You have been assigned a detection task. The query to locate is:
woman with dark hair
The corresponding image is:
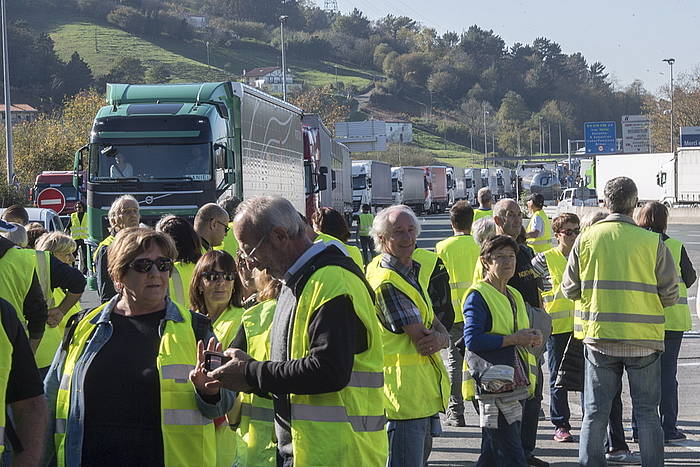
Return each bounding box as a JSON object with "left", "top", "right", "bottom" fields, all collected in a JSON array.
[
  {"left": 189, "top": 250, "right": 246, "bottom": 466},
  {"left": 463, "top": 235, "right": 542, "bottom": 467},
  {"left": 311, "top": 207, "right": 364, "bottom": 268},
  {"left": 635, "top": 201, "right": 696, "bottom": 443},
  {"left": 157, "top": 215, "right": 202, "bottom": 309}
]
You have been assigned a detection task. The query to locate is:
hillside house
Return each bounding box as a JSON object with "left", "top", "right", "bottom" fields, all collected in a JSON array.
[
  {"left": 242, "top": 67, "right": 302, "bottom": 94},
  {"left": 0, "top": 104, "right": 38, "bottom": 125}
]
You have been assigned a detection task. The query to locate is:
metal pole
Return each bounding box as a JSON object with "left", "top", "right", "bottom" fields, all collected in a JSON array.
[
  {"left": 280, "top": 16, "right": 288, "bottom": 101},
  {"left": 548, "top": 122, "right": 552, "bottom": 155},
  {"left": 206, "top": 41, "right": 211, "bottom": 73},
  {"left": 558, "top": 122, "right": 562, "bottom": 154},
  {"left": 483, "top": 105, "right": 488, "bottom": 167},
  {"left": 663, "top": 58, "right": 675, "bottom": 152},
  {"left": 429, "top": 90, "right": 433, "bottom": 120},
  {"left": 567, "top": 139, "right": 572, "bottom": 172},
  {"left": 2, "top": 0, "right": 14, "bottom": 185},
  {"left": 517, "top": 130, "right": 521, "bottom": 156},
  {"left": 538, "top": 117, "right": 543, "bottom": 154}
]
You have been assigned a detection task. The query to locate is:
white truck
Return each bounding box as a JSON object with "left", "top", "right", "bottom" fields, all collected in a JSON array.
[
  {"left": 331, "top": 140, "right": 353, "bottom": 221},
  {"left": 446, "top": 166, "right": 468, "bottom": 205},
  {"left": 481, "top": 168, "right": 499, "bottom": 198},
  {"left": 464, "top": 168, "right": 482, "bottom": 205},
  {"left": 392, "top": 166, "right": 426, "bottom": 213},
  {"left": 595, "top": 153, "right": 674, "bottom": 204},
  {"left": 352, "top": 160, "right": 392, "bottom": 212},
  {"left": 421, "top": 166, "right": 449, "bottom": 213},
  {"left": 657, "top": 147, "right": 700, "bottom": 206},
  {"left": 495, "top": 168, "right": 515, "bottom": 199}
]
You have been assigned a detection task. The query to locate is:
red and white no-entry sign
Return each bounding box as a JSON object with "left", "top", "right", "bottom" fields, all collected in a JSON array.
[{"left": 36, "top": 187, "right": 66, "bottom": 214}]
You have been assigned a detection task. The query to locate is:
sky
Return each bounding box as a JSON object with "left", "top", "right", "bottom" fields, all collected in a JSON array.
[{"left": 316, "top": 0, "right": 698, "bottom": 94}]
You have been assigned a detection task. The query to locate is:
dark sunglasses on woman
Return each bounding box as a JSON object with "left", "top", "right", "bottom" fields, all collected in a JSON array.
[
  {"left": 129, "top": 257, "right": 174, "bottom": 273},
  {"left": 202, "top": 271, "right": 236, "bottom": 282}
]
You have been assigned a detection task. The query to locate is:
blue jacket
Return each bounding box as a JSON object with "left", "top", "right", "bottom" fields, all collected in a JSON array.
[{"left": 43, "top": 296, "right": 236, "bottom": 465}]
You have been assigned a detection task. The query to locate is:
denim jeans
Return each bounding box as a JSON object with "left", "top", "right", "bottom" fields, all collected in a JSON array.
[
  {"left": 446, "top": 322, "right": 465, "bottom": 416},
  {"left": 604, "top": 388, "right": 630, "bottom": 453},
  {"left": 579, "top": 346, "right": 663, "bottom": 467},
  {"left": 521, "top": 363, "right": 543, "bottom": 457},
  {"left": 387, "top": 417, "right": 433, "bottom": 467},
  {"left": 477, "top": 412, "right": 528, "bottom": 467},
  {"left": 547, "top": 332, "right": 571, "bottom": 430},
  {"left": 660, "top": 330, "right": 683, "bottom": 436},
  {"left": 359, "top": 236, "right": 373, "bottom": 265}
]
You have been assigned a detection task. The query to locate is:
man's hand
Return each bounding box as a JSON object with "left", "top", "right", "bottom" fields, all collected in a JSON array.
[
  {"left": 206, "top": 348, "right": 255, "bottom": 392},
  {"left": 46, "top": 308, "right": 64, "bottom": 328},
  {"left": 511, "top": 328, "right": 542, "bottom": 348},
  {"left": 190, "top": 338, "right": 222, "bottom": 397},
  {"left": 415, "top": 328, "right": 448, "bottom": 356}
]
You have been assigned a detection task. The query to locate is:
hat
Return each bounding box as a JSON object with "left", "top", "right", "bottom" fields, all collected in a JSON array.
[{"left": 0, "top": 219, "right": 17, "bottom": 233}]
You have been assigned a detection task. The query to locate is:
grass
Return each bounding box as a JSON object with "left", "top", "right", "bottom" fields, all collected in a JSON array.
[
  {"left": 411, "top": 128, "right": 483, "bottom": 167},
  {"left": 29, "top": 8, "right": 375, "bottom": 88}
]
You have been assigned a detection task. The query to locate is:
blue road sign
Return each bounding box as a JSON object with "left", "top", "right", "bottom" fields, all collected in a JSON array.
[
  {"left": 584, "top": 121, "right": 617, "bottom": 154},
  {"left": 680, "top": 126, "right": 700, "bottom": 147}
]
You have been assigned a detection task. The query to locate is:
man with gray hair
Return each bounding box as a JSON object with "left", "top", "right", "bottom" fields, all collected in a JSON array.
[
  {"left": 365, "top": 205, "right": 451, "bottom": 466},
  {"left": 193, "top": 203, "right": 230, "bottom": 252},
  {"left": 473, "top": 187, "right": 493, "bottom": 223},
  {"left": 562, "top": 176, "right": 678, "bottom": 467},
  {"left": 208, "top": 196, "right": 388, "bottom": 466}
]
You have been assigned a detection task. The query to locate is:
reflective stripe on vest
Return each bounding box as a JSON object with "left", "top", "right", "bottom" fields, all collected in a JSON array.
[
  {"left": 461, "top": 282, "right": 537, "bottom": 399},
  {"left": 70, "top": 213, "right": 88, "bottom": 240},
  {"left": 54, "top": 302, "right": 216, "bottom": 466},
  {"left": 663, "top": 237, "right": 691, "bottom": 332},
  {"left": 541, "top": 248, "right": 574, "bottom": 334},
  {"left": 237, "top": 300, "right": 277, "bottom": 467},
  {"left": 358, "top": 213, "right": 373, "bottom": 236},
  {"left": 365, "top": 249, "right": 450, "bottom": 421},
  {"left": 436, "top": 235, "right": 480, "bottom": 323},
  {"left": 288, "top": 265, "right": 387, "bottom": 465},
  {"left": 527, "top": 210, "right": 553, "bottom": 253},
  {"left": 577, "top": 221, "right": 664, "bottom": 345}
]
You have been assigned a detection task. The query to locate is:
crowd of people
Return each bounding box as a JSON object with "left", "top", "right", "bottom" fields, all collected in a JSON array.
[{"left": 0, "top": 175, "right": 695, "bottom": 467}]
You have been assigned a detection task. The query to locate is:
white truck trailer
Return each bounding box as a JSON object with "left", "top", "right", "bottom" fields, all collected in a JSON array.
[
  {"left": 392, "top": 166, "right": 426, "bottom": 213},
  {"left": 352, "top": 160, "right": 392, "bottom": 212}
]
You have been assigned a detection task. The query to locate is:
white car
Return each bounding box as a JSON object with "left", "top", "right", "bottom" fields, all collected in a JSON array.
[{"left": 0, "top": 207, "right": 65, "bottom": 231}]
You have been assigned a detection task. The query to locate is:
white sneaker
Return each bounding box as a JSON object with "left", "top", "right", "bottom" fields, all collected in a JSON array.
[{"left": 605, "top": 451, "right": 641, "bottom": 465}]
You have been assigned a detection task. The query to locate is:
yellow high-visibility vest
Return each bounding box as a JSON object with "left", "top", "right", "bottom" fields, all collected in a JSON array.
[
  {"left": 365, "top": 248, "right": 450, "bottom": 420},
  {"left": 473, "top": 209, "right": 493, "bottom": 223},
  {"left": 527, "top": 210, "right": 552, "bottom": 253},
  {"left": 541, "top": 248, "right": 575, "bottom": 335},
  {"left": 436, "top": 234, "right": 480, "bottom": 323},
  {"left": 0, "top": 248, "right": 36, "bottom": 327},
  {"left": 214, "top": 222, "right": 239, "bottom": 258},
  {"left": 358, "top": 213, "right": 374, "bottom": 236},
  {"left": 663, "top": 237, "right": 691, "bottom": 332},
  {"left": 314, "top": 231, "right": 364, "bottom": 269},
  {"left": 69, "top": 212, "right": 88, "bottom": 240},
  {"left": 0, "top": 306, "right": 10, "bottom": 454},
  {"left": 169, "top": 261, "right": 196, "bottom": 310}
]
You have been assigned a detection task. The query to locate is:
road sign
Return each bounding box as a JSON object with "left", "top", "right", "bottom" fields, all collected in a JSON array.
[
  {"left": 680, "top": 126, "right": 700, "bottom": 147},
  {"left": 36, "top": 187, "right": 66, "bottom": 214},
  {"left": 584, "top": 121, "right": 617, "bottom": 154},
  {"left": 622, "top": 115, "right": 650, "bottom": 153}
]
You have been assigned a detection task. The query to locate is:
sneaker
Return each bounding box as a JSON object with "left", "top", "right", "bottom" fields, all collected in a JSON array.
[
  {"left": 605, "top": 450, "right": 641, "bottom": 465},
  {"left": 443, "top": 413, "right": 465, "bottom": 427},
  {"left": 526, "top": 456, "right": 550, "bottom": 467},
  {"left": 553, "top": 427, "right": 574, "bottom": 442},
  {"left": 665, "top": 429, "right": 687, "bottom": 444}
]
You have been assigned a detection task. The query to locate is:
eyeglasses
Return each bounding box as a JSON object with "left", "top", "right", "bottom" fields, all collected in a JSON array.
[
  {"left": 557, "top": 229, "right": 580, "bottom": 237},
  {"left": 129, "top": 256, "right": 174, "bottom": 273},
  {"left": 118, "top": 207, "right": 139, "bottom": 214},
  {"left": 213, "top": 219, "right": 230, "bottom": 233},
  {"left": 237, "top": 233, "right": 268, "bottom": 266},
  {"left": 202, "top": 271, "right": 236, "bottom": 282}
]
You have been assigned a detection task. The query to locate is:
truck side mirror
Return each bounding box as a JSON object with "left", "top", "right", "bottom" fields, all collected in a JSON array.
[
  {"left": 317, "top": 167, "right": 328, "bottom": 192},
  {"left": 73, "top": 145, "right": 88, "bottom": 191}
]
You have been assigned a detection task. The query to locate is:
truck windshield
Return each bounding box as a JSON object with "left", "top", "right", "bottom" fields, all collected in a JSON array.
[
  {"left": 89, "top": 143, "right": 212, "bottom": 182},
  {"left": 352, "top": 174, "right": 366, "bottom": 190}
]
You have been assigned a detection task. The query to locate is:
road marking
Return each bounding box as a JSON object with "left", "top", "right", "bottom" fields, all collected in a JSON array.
[
  {"left": 677, "top": 362, "right": 700, "bottom": 367},
  {"left": 685, "top": 242, "right": 700, "bottom": 245},
  {"left": 687, "top": 233, "right": 700, "bottom": 237}
]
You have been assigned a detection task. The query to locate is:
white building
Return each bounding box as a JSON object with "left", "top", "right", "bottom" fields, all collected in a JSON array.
[
  {"left": 386, "top": 120, "right": 413, "bottom": 144},
  {"left": 335, "top": 120, "right": 387, "bottom": 153},
  {"left": 0, "top": 104, "right": 38, "bottom": 125},
  {"left": 186, "top": 16, "right": 207, "bottom": 29},
  {"left": 242, "top": 67, "right": 302, "bottom": 94}
]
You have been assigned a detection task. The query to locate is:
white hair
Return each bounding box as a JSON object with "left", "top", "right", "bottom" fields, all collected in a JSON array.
[
  {"left": 235, "top": 196, "right": 306, "bottom": 239},
  {"left": 370, "top": 205, "right": 421, "bottom": 254},
  {"left": 472, "top": 217, "right": 496, "bottom": 246},
  {"left": 0, "top": 222, "right": 27, "bottom": 248},
  {"left": 580, "top": 210, "right": 608, "bottom": 230},
  {"left": 108, "top": 195, "right": 139, "bottom": 224}
]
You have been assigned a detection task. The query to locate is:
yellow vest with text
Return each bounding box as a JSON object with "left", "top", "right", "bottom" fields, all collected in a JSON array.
[
  {"left": 288, "top": 264, "right": 387, "bottom": 466},
  {"left": 0, "top": 248, "right": 37, "bottom": 328},
  {"left": 169, "top": 261, "right": 196, "bottom": 310},
  {"left": 462, "top": 282, "right": 537, "bottom": 400},
  {"left": 54, "top": 302, "right": 216, "bottom": 467},
  {"left": 0, "top": 302, "right": 12, "bottom": 454},
  {"left": 541, "top": 248, "right": 575, "bottom": 335},
  {"left": 527, "top": 210, "right": 552, "bottom": 253},
  {"left": 436, "top": 235, "right": 480, "bottom": 324},
  {"left": 238, "top": 299, "right": 277, "bottom": 467},
  {"left": 314, "top": 232, "right": 364, "bottom": 269},
  {"left": 358, "top": 213, "right": 374, "bottom": 236},
  {"left": 69, "top": 212, "right": 88, "bottom": 240},
  {"left": 664, "top": 237, "right": 691, "bottom": 332},
  {"left": 473, "top": 209, "right": 493, "bottom": 223},
  {"left": 365, "top": 248, "right": 450, "bottom": 420},
  {"left": 214, "top": 222, "right": 239, "bottom": 258},
  {"left": 575, "top": 221, "right": 665, "bottom": 345}
]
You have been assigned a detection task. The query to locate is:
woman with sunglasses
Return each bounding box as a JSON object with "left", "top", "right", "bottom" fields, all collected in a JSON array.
[
  {"left": 311, "top": 207, "right": 364, "bottom": 269},
  {"left": 530, "top": 213, "right": 580, "bottom": 444},
  {"left": 44, "top": 228, "right": 234, "bottom": 467},
  {"left": 156, "top": 215, "right": 202, "bottom": 309},
  {"left": 189, "top": 250, "right": 246, "bottom": 467}
]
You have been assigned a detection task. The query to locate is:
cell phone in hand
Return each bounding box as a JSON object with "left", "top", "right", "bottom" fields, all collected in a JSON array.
[{"left": 204, "top": 351, "right": 231, "bottom": 372}]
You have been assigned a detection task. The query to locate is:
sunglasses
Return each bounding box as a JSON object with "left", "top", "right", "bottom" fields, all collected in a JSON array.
[
  {"left": 129, "top": 257, "right": 174, "bottom": 273},
  {"left": 202, "top": 271, "right": 236, "bottom": 282},
  {"left": 557, "top": 229, "right": 580, "bottom": 236}
]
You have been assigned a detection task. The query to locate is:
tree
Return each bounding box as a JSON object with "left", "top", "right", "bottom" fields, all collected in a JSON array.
[
  {"left": 497, "top": 91, "right": 529, "bottom": 124},
  {"left": 146, "top": 63, "right": 171, "bottom": 83},
  {"left": 289, "top": 85, "right": 349, "bottom": 130},
  {"left": 60, "top": 52, "right": 94, "bottom": 98},
  {"left": 102, "top": 57, "right": 146, "bottom": 84},
  {"left": 332, "top": 8, "right": 371, "bottom": 38}
]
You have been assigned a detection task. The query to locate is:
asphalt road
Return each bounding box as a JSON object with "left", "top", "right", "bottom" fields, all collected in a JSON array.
[{"left": 415, "top": 213, "right": 700, "bottom": 466}]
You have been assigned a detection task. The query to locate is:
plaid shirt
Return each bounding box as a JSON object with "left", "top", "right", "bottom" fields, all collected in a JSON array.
[{"left": 375, "top": 254, "right": 424, "bottom": 333}]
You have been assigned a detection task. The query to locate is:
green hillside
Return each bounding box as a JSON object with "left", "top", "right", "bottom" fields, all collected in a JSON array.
[
  {"left": 412, "top": 128, "right": 483, "bottom": 168},
  {"left": 32, "top": 10, "right": 375, "bottom": 88}
]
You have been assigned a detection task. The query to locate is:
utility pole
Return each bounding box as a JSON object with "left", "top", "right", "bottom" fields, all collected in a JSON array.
[
  {"left": 548, "top": 122, "right": 552, "bottom": 155},
  {"left": 538, "top": 116, "right": 543, "bottom": 155},
  {"left": 663, "top": 58, "right": 675, "bottom": 152},
  {"left": 558, "top": 122, "right": 562, "bottom": 154},
  {"left": 206, "top": 41, "right": 211, "bottom": 77},
  {"left": 2, "top": 0, "right": 13, "bottom": 185},
  {"left": 94, "top": 27, "right": 98, "bottom": 53},
  {"left": 280, "top": 16, "right": 289, "bottom": 101},
  {"left": 517, "top": 130, "right": 521, "bottom": 156},
  {"left": 483, "top": 104, "right": 489, "bottom": 168}
]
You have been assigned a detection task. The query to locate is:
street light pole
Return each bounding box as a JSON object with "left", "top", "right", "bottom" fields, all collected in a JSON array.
[
  {"left": 538, "top": 116, "right": 543, "bottom": 155},
  {"left": 663, "top": 58, "right": 675, "bottom": 152},
  {"left": 280, "top": 15, "right": 289, "bottom": 101},
  {"left": 483, "top": 105, "right": 489, "bottom": 167},
  {"left": 1, "top": 0, "right": 13, "bottom": 185}
]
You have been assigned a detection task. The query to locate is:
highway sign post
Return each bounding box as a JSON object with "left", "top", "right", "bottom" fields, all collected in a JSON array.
[
  {"left": 584, "top": 121, "right": 617, "bottom": 155},
  {"left": 622, "top": 115, "right": 650, "bottom": 153},
  {"left": 36, "top": 187, "right": 66, "bottom": 213}
]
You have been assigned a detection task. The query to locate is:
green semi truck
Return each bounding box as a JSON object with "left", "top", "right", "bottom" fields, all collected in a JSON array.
[{"left": 74, "top": 82, "right": 306, "bottom": 283}]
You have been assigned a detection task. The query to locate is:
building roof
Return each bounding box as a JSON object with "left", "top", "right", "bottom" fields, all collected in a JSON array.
[
  {"left": 0, "top": 104, "right": 38, "bottom": 112},
  {"left": 243, "top": 67, "right": 281, "bottom": 78}
]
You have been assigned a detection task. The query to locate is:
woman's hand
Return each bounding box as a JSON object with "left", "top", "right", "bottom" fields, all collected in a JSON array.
[
  {"left": 511, "top": 328, "right": 542, "bottom": 347},
  {"left": 190, "top": 338, "right": 222, "bottom": 397}
]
